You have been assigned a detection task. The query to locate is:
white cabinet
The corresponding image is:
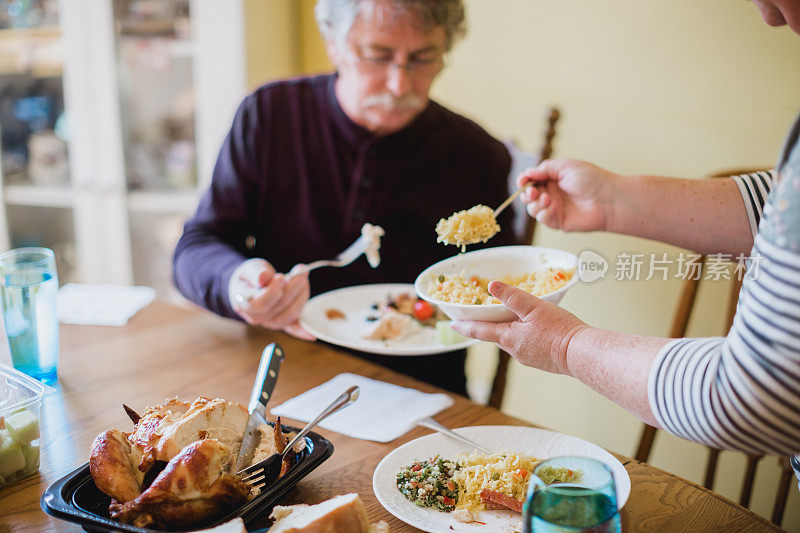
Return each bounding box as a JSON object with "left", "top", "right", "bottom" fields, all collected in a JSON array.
[{"left": 0, "top": 0, "right": 247, "bottom": 300}]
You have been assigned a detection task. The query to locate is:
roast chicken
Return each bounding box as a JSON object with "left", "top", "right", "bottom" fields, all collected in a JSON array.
[
  {"left": 109, "top": 439, "right": 251, "bottom": 529},
  {"left": 89, "top": 396, "right": 301, "bottom": 530}
]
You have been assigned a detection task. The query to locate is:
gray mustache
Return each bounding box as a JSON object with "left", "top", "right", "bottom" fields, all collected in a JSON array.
[{"left": 362, "top": 93, "right": 424, "bottom": 110}]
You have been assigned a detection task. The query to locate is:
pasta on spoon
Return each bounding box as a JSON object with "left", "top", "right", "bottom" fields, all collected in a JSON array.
[{"left": 435, "top": 185, "right": 530, "bottom": 251}]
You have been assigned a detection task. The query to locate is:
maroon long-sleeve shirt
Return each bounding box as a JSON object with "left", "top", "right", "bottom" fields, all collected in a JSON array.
[{"left": 173, "top": 73, "right": 515, "bottom": 393}]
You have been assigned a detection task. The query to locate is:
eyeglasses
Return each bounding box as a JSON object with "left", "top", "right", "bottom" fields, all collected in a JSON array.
[{"left": 344, "top": 50, "right": 446, "bottom": 78}]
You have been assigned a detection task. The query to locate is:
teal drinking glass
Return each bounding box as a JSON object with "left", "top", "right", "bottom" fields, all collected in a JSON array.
[
  {"left": 0, "top": 248, "right": 59, "bottom": 384},
  {"left": 523, "top": 456, "right": 620, "bottom": 533}
]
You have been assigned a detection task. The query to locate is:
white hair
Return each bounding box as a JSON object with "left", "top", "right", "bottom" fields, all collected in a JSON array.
[{"left": 315, "top": 0, "right": 466, "bottom": 51}]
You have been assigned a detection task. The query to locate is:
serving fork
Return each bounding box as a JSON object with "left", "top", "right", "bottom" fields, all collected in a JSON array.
[{"left": 239, "top": 385, "right": 360, "bottom": 492}]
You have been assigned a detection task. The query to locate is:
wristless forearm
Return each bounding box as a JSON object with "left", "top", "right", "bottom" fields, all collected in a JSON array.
[
  {"left": 565, "top": 326, "right": 670, "bottom": 426},
  {"left": 606, "top": 174, "right": 753, "bottom": 255}
]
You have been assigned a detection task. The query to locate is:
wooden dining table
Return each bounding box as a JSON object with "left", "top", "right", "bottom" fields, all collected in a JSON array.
[{"left": 0, "top": 300, "right": 782, "bottom": 532}]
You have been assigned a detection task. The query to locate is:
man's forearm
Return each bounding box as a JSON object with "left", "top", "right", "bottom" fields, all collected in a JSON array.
[
  {"left": 565, "top": 327, "right": 671, "bottom": 426},
  {"left": 607, "top": 175, "right": 753, "bottom": 255}
]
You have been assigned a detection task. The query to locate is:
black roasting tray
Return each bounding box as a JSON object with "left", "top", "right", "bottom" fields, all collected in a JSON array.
[{"left": 41, "top": 425, "right": 334, "bottom": 532}]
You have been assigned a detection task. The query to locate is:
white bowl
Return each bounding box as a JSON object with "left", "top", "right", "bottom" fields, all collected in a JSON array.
[{"left": 414, "top": 246, "right": 579, "bottom": 322}]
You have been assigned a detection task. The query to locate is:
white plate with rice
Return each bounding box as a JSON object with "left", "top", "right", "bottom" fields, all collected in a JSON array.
[
  {"left": 373, "top": 425, "right": 630, "bottom": 533},
  {"left": 299, "top": 284, "right": 480, "bottom": 356}
]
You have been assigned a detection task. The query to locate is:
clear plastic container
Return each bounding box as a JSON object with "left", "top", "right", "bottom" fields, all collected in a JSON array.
[{"left": 0, "top": 363, "right": 51, "bottom": 488}]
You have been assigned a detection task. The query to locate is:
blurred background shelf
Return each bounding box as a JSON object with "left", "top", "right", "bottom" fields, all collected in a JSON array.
[
  {"left": 126, "top": 189, "right": 200, "bottom": 213},
  {"left": 3, "top": 183, "right": 73, "bottom": 207},
  {"left": 0, "top": 0, "right": 246, "bottom": 301}
]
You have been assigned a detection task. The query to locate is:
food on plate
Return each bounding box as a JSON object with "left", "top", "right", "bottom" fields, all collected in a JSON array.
[
  {"left": 89, "top": 396, "right": 304, "bottom": 530},
  {"left": 453, "top": 452, "right": 540, "bottom": 515},
  {"left": 360, "top": 292, "right": 445, "bottom": 342},
  {"left": 435, "top": 205, "right": 500, "bottom": 251},
  {"left": 361, "top": 223, "right": 385, "bottom": 268},
  {"left": 361, "top": 310, "right": 423, "bottom": 342},
  {"left": 396, "top": 452, "right": 583, "bottom": 523},
  {"left": 325, "top": 308, "right": 346, "bottom": 320},
  {"left": 426, "top": 269, "right": 575, "bottom": 305},
  {"left": 269, "top": 493, "right": 389, "bottom": 532},
  {"left": 536, "top": 464, "right": 582, "bottom": 485},
  {"left": 396, "top": 456, "right": 460, "bottom": 512},
  {"left": 0, "top": 409, "right": 40, "bottom": 482}
]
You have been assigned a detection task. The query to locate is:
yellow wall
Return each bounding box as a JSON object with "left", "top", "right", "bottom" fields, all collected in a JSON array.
[
  {"left": 244, "top": 0, "right": 301, "bottom": 89},
  {"left": 248, "top": 0, "right": 800, "bottom": 528}
]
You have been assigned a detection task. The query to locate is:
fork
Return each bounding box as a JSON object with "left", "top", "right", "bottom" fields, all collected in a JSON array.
[
  {"left": 234, "top": 235, "right": 372, "bottom": 303},
  {"left": 239, "top": 385, "right": 360, "bottom": 492},
  {"left": 303, "top": 233, "right": 372, "bottom": 271},
  {"left": 418, "top": 417, "right": 493, "bottom": 454}
]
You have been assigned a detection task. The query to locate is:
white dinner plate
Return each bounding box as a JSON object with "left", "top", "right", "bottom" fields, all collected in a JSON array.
[
  {"left": 300, "top": 284, "right": 479, "bottom": 356},
  {"left": 372, "top": 425, "right": 631, "bottom": 533}
]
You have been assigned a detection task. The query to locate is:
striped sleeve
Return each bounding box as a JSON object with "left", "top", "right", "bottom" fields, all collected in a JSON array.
[
  {"left": 731, "top": 170, "right": 775, "bottom": 238},
  {"left": 648, "top": 234, "right": 800, "bottom": 456}
]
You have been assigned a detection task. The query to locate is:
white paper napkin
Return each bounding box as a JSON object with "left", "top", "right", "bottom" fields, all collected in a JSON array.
[
  {"left": 57, "top": 283, "right": 156, "bottom": 326},
  {"left": 270, "top": 373, "right": 454, "bottom": 443}
]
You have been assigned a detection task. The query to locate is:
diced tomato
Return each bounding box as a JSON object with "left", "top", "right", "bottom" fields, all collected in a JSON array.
[
  {"left": 443, "top": 496, "right": 455, "bottom": 505},
  {"left": 411, "top": 464, "right": 422, "bottom": 471},
  {"left": 554, "top": 272, "right": 566, "bottom": 281},
  {"left": 413, "top": 300, "right": 435, "bottom": 321},
  {"left": 447, "top": 481, "right": 456, "bottom": 491}
]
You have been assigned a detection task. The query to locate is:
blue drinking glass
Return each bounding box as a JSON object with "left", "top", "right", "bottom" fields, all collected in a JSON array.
[
  {"left": 0, "top": 248, "right": 59, "bottom": 384},
  {"left": 523, "top": 456, "right": 620, "bottom": 533}
]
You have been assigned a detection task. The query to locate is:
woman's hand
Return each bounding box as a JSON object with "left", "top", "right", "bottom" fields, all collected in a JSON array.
[
  {"left": 229, "top": 259, "right": 316, "bottom": 340},
  {"left": 518, "top": 159, "right": 619, "bottom": 232},
  {"left": 451, "top": 281, "right": 589, "bottom": 375}
]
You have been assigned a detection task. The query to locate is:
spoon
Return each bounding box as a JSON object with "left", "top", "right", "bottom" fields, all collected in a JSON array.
[{"left": 494, "top": 182, "right": 533, "bottom": 217}]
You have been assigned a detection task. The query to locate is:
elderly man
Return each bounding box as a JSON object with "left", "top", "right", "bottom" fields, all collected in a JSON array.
[{"left": 172, "top": 0, "right": 516, "bottom": 394}]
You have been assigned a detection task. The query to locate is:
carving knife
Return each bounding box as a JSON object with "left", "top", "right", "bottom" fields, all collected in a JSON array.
[{"left": 234, "top": 342, "right": 285, "bottom": 473}]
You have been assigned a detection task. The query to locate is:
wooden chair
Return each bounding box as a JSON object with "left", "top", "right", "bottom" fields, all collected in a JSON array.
[
  {"left": 633, "top": 168, "right": 795, "bottom": 527},
  {"left": 487, "top": 107, "right": 560, "bottom": 409}
]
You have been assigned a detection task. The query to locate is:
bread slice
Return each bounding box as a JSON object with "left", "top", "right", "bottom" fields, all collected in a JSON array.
[{"left": 268, "top": 493, "right": 389, "bottom": 533}]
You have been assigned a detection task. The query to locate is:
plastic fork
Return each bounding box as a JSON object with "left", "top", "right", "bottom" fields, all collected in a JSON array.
[{"left": 239, "top": 386, "right": 360, "bottom": 491}]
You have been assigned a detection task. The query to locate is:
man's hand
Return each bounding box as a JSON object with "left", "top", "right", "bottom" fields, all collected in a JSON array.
[
  {"left": 229, "top": 259, "right": 316, "bottom": 340},
  {"left": 518, "top": 159, "right": 618, "bottom": 232},
  {"left": 451, "top": 281, "right": 589, "bottom": 375}
]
